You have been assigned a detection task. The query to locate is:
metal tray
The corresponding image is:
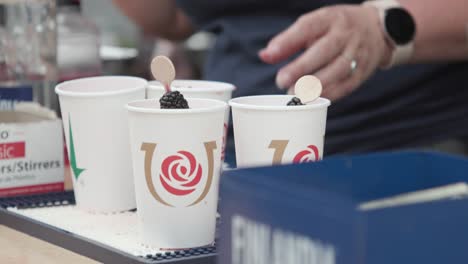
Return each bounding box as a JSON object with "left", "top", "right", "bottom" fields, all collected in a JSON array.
[{"left": 0, "top": 191, "right": 216, "bottom": 264}]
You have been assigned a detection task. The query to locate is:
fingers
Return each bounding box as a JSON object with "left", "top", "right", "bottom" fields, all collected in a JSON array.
[
  {"left": 322, "top": 47, "right": 370, "bottom": 101},
  {"left": 322, "top": 77, "right": 359, "bottom": 101},
  {"left": 275, "top": 29, "right": 347, "bottom": 89},
  {"left": 260, "top": 5, "right": 383, "bottom": 101},
  {"left": 259, "top": 9, "right": 333, "bottom": 64},
  {"left": 315, "top": 35, "right": 360, "bottom": 90}
]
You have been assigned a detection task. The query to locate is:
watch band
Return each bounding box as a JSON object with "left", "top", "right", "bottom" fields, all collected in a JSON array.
[{"left": 364, "top": 0, "right": 414, "bottom": 68}]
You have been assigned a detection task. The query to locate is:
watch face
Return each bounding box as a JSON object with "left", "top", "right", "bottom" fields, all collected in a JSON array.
[{"left": 385, "top": 8, "right": 416, "bottom": 45}]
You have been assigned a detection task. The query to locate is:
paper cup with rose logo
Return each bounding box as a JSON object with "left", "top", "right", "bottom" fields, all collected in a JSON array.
[
  {"left": 126, "top": 98, "right": 227, "bottom": 249},
  {"left": 147, "top": 80, "right": 235, "bottom": 160},
  {"left": 229, "top": 95, "right": 331, "bottom": 168},
  {"left": 56, "top": 76, "right": 146, "bottom": 213}
]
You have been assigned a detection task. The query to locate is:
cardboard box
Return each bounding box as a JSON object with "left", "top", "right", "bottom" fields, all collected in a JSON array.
[
  {"left": 220, "top": 152, "right": 468, "bottom": 264},
  {"left": 0, "top": 103, "right": 64, "bottom": 197}
]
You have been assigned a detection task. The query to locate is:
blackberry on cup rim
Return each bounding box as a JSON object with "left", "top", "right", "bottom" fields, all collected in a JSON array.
[
  {"left": 159, "top": 91, "right": 189, "bottom": 109},
  {"left": 287, "top": 97, "right": 304, "bottom": 106}
]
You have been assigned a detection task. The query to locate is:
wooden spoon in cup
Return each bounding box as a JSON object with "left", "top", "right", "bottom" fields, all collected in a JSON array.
[
  {"left": 150, "top": 56, "right": 176, "bottom": 93},
  {"left": 294, "top": 75, "right": 322, "bottom": 104}
]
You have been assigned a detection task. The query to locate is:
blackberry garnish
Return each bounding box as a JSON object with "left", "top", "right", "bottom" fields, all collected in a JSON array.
[
  {"left": 287, "top": 97, "right": 304, "bottom": 106},
  {"left": 159, "top": 91, "right": 189, "bottom": 109}
]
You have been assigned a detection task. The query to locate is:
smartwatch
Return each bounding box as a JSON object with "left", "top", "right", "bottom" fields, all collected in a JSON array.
[{"left": 365, "top": 0, "right": 416, "bottom": 68}]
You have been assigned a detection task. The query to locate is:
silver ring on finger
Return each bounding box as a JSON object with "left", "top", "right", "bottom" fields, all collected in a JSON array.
[
  {"left": 350, "top": 59, "right": 357, "bottom": 75},
  {"left": 343, "top": 54, "right": 358, "bottom": 75}
]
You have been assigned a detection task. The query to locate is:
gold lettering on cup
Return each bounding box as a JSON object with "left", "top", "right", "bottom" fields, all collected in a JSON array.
[
  {"left": 189, "top": 141, "right": 217, "bottom": 207},
  {"left": 268, "top": 140, "right": 289, "bottom": 165},
  {"left": 141, "top": 143, "right": 173, "bottom": 207}
]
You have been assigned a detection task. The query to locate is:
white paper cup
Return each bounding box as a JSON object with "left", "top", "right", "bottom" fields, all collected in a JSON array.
[
  {"left": 229, "top": 95, "right": 331, "bottom": 168},
  {"left": 127, "top": 98, "right": 227, "bottom": 249},
  {"left": 55, "top": 76, "right": 147, "bottom": 213},
  {"left": 147, "top": 80, "right": 235, "bottom": 160}
]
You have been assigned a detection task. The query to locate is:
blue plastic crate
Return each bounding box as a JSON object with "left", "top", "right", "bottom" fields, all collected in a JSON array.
[{"left": 219, "top": 151, "right": 468, "bottom": 264}]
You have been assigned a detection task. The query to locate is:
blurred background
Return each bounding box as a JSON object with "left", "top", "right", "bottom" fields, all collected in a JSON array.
[{"left": 0, "top": 0, "right": 211, "bottom": 113}]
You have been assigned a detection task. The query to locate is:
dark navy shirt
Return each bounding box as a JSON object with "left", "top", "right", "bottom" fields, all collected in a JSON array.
[{"left": 177, "top": 0, "right": 468, "bottom": 155}]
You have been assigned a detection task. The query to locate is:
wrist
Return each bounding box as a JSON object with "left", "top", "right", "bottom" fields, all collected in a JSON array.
[
  {"left": 379, "top": 36, "right": 395, "bottom": 68},
  {"left": 364, "top": 0, "right": 416, "bottom": 69},
  {"left": 363, "top": 4, "right": 394, "bottom": 68}
]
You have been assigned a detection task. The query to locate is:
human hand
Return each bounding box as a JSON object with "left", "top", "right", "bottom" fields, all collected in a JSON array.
[{"left": 259, "top": 5, "right": 392, "bottom": 101}]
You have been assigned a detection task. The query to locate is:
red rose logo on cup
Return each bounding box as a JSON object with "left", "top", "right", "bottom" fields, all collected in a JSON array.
[
  {"left": 159, "top": 151, "right": 203, "bottom": 196},
  {"left": 293, "top": 145, "right": 320, "bottom": 163}
]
